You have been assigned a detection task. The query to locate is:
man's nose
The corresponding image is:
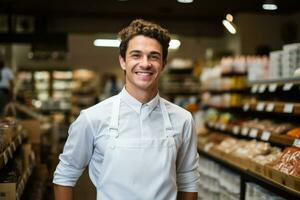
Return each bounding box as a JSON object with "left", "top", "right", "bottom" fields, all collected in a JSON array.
[{"left": 140, "top": 56, "right": 151, "bottom": 67}]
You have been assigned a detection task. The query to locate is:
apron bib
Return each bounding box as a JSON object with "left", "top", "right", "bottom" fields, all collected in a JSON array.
[{"left": 97, "top": 96, "right": 177, "bottom": 200}]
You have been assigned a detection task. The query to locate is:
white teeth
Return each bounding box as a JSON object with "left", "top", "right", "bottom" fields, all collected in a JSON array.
[{"left": 136, "top": 72, "right": 152, "bottom": 75}]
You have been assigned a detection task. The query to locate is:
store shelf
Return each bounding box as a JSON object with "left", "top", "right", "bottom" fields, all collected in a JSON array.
[
  {"left": 16, "top": 161, "right": 35, "bottom": 200},
  {"left": 205, "top": 121, "right": 297, "bottom": 147},
  {"left": 203, "top": 103, "right": 243, "bottom": 110},
  {"left": 198, "top": 149, "right": 300, "bottom": 199},
  {"left": 249, "top": 77, "right": 300, "bottom": 94},
  {"left": 243, "top": 101, "right": 300, "bottom": 115},
  {"left": 201, "top": 88, "right": 249, "bottom": 94},
  {"left": 0, "top": 133, "right": 25, "bottom": 170}
]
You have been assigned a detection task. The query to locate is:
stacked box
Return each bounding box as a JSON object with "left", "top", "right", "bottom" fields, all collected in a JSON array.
[
  {"left": 282, "top": 43, "right": 300, "bottom": 78},
  {"left": 269, "top": 50, "right": 283, "bottom": 79}
]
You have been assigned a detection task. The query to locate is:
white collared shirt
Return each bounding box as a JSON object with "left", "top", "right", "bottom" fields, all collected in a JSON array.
[{"left": 53, "top": 88, "right": 199, "bottom": 192}]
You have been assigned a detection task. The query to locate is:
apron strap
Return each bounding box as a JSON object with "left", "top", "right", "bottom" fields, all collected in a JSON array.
[
  {"left": 109, "top": 96, "right": 120, "bottom": 138},
  {"left": 159, "top": 98, "right": 174, "bottom": 137}
]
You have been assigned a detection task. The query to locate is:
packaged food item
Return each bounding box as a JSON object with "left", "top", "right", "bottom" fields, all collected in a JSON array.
[
  {"left": 287, "top": 127, "right": 300, "bottom": 138},
  {"left": 271, "top": 147, "right": 300, "bottom": 177}
]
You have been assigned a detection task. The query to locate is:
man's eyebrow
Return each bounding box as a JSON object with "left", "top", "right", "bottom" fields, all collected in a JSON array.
[{"left": 128, "top": 50, "right": 142, "bottom": 54}]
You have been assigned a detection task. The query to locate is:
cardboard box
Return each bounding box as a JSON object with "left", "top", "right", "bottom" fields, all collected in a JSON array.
[
  {"left": 0, "top": 183, "right": 17, "bottom": 200},
  {"left": 248, "top": 160, "right": 267, "bottom": 176},
  {"left": 265, "top": 165, "right": 286, "bottom": 185},
  {"left": 284, "top": 173, "right": 300, "bottom": 192},
  {"left": 19, "top": 120, "right": 41, "bottom": 144}
]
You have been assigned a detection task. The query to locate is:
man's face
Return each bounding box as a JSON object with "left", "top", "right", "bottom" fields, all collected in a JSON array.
[{"left": 119, "top": 35, "right": 165, "bottom": 94}]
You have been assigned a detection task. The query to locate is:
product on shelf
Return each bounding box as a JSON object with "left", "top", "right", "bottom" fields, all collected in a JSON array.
[
  {"left": 246, "top": 182, "right": 287, "bottom": 200},
  {"left": 271, "top": 146, "right": 300, "bottom": 177},
  {"left": 198, "top": 155, "right": 240, "bottom": 200},
  {"left": 287, "top": 127, "right": 300, "bottom": 139}
]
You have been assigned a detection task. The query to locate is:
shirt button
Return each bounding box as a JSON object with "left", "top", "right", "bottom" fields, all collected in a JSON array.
[{"left": 110, "top": 145, "right": 115, "bottom": 149}]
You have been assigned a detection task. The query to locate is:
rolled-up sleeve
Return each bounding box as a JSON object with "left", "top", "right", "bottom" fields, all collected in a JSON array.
[
  {"left": 53, "top": 111, "right": 95, "bottom": 187},
  {"left": 176, "top": 114, "right": 200, "bottom": 192}
]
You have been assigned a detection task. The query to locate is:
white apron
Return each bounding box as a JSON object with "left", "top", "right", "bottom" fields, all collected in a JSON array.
[{"left": 97, "top": 96, "right": 178, "bottom": 200}]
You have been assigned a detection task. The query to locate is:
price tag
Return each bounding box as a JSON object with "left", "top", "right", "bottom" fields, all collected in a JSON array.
[
  {"left": 204, "top": 143, "right": 214, "bottom": 152},
  {"left": 220, "top": 124, "right": 227, "bottom": 131},
  {"left": 268, "top": 83, "right": 277, "bottom": 92},
  {"left": 293, "top": 139, "right": 300, "bottom": 148},
  {"left": 258, "top": 84, "right": 267, "bottom": 93},
  {"left": 3, "top": 151, "right": 8, "bottom": 165},
  {"left": 283, "top": 83, "right": 293, "bottom": 91},
  {"left": 241, "top": 127, "right": 249, "bottom": 136},
  {"left": 261, "top": 131, "right": 271, "bottom": 141},
  {"left": 256, "top": 102, "right": 265, "bottom": 111},
  {"left": 243, "top": 103, "right": 250, "bottom": 111},
  {"left": 283, "top": 103, "right": 294, "bottom": 113},
  {"left": 233, "top": 126, "right": 240, "bottom": 135},
  {"left": 251, "top": 84, "right": 259, "bottom": 93},
  {"left": 266, "top": 103, "right": 275, "bottom": 112},
  {"left": 249, "top": 129, "right": 258, "bottom": 138}
]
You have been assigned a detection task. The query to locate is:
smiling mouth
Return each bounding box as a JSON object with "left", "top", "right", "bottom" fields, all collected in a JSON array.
[{"left": 135, "top": 71, "right": 153, "bottom": 76}]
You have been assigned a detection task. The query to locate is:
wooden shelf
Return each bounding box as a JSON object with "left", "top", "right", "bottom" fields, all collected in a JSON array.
[
  {"left": 243, "top": 101, "right": 300, "bottom": 115},
  {"left": 0, "top": 134, "right": 25, "bottom": 170},
  {"left": 249, "top": 77, "right": 300, "bottom": 94},
  {"left": 206, "top": 121, "right": 297, "bottom": 147},
  {"left": 198, "top": 148, "right": 300, "bottom": 199}
]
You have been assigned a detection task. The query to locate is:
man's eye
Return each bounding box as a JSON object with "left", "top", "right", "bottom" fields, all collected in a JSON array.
[
  {"left": 131, "top": 54, "right": 140, "bottom": 58},
  {"left": 149, "top": 55, "right": 160, "bottom": 60}
]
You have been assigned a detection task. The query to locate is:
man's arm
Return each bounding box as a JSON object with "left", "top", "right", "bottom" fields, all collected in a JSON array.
[
  {"left": 54, "top": 184, "right": 73, "bottom": 200},
  {"left": 177, "top": 191, "right": 197, "bottom": 200}
]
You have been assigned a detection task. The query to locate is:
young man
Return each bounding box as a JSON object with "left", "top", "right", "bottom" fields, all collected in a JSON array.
[{"left": 53, "top": 19, "right": 199, "bottom": 200}]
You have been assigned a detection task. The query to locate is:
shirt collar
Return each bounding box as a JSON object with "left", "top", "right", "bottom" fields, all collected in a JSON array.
[{"left": 120, "top": 87, "right": 160, "bottom": 114}]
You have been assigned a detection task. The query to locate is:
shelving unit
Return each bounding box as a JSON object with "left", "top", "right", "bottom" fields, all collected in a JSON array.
[
  {"left": 0, "top": 133, "right": 25, "bottom": 170},
  {"left": 198, "top": 148, "right": 300, "bottom": 200},
  {"left": 160, "top": 67, "right": 201, "bottom": 113},
  {"left": 199, "top": 63, "right": 300, "bottom": 199},
  {"left": 71, "top": 69, "right": 98, "bottom": 121}
]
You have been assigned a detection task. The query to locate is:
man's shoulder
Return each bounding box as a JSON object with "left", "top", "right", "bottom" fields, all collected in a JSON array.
[
  {"left": 161, "top": 97, "right": 192, "bottom": 119},
  {"left": 82, "top": 95, "right": 117, "bottom": 115}
]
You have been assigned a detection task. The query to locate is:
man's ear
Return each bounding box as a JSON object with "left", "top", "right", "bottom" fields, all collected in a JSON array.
[
  {"left": 119, "top": 55, "right": 126, "bottom": 70},
  {"left": 162, "top": 59, "right": 167, "bottom": 70}
]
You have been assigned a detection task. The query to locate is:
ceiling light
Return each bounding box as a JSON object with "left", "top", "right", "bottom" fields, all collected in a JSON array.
[
  {"left": 93, "top": 39, "right": 120, "bottom": 47},
  {"left": 93, "top": 39, "right": 181, "bottom": 49},
  {"left": 169, "top": 39, "right": 181, "bottom": 49},
  {"left": 262, "top": 3, "right": 277, "bottom": 10},
  {"left": 222, "top": 20, "right": 237, "bottom": 34},
  {"left": 226, "top": 14, "right": 233, "bottom": 22},
  {"left": 262, "top": 0, "right": 278, "bottom": 10},
  {"left": 177, "top": 0, "right": 194, "bottom": 3}
]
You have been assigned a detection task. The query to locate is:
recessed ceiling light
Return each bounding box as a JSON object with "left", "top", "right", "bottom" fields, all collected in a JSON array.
[
  {"left": 262, "top": 3, "right": 278, "bottom": 10},
  {"left": 226, "top": 14, "right": 233, "bottom": 22},
  {"left": 222, "top": 20, "right": 237, "bottom": 34},
  {"left": 177, "top": 0, "right": 194, "bottom": 3},
  {"left": 93, "top": 39, "right": 181, "bottom": 49},
  {"left": 262, "top": 0, "right": 278, "bottom": 10}
]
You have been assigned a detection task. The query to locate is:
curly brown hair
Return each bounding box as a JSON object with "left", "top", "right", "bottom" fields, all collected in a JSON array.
[{"left": 118, "top": 19, "right": 171, "bottom": 61}]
